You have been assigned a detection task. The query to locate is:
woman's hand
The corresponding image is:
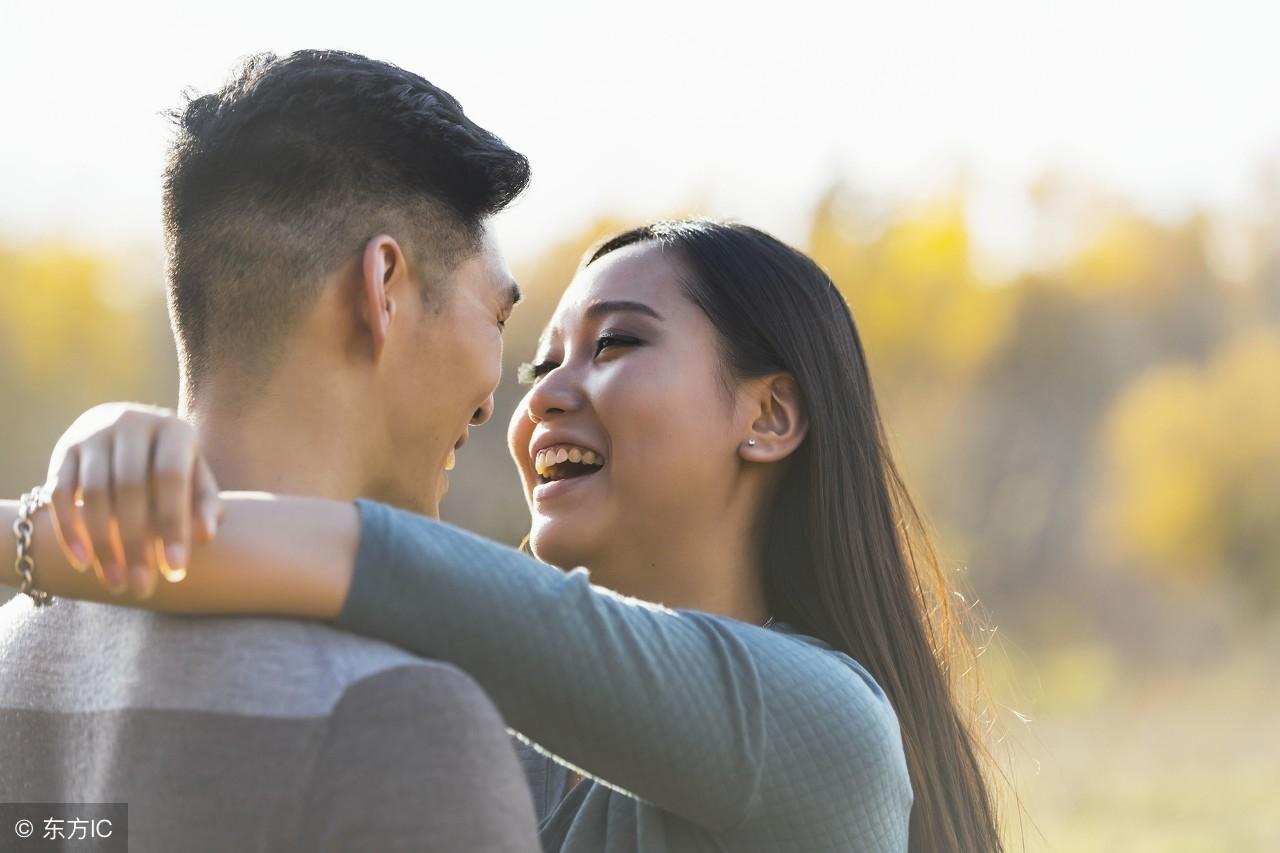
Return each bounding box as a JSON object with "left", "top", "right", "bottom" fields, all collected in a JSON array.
[
  {"left": 3, "top": 491, "right": 355, "bottom": 619},
  {"left": 44, "top": 403, "right": 222, "bottom": 598}
]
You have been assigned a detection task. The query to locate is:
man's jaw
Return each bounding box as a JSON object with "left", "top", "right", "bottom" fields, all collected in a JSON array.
[
  {"left": 446, "top": 428, "right": 470, "bottom": 472},
  {"left": 431, "top": 428, "right": 470, "bottom": 513}
]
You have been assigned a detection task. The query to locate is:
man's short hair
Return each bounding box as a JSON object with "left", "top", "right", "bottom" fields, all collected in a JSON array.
[{"left": 162, "top": 49, "right": 530, "bottom": 394}]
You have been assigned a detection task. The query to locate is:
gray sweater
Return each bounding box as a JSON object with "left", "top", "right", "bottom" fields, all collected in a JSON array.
[
  {"left": 0, "top": 597, "right": 541, "bottom": 851},
  {"left": 341, "top": 499, "right": 913, "bottom": 852}
]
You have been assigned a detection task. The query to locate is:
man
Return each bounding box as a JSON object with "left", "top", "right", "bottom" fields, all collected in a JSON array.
[{"left": 0, "top": 50, "right": 544, "bottom": 851}]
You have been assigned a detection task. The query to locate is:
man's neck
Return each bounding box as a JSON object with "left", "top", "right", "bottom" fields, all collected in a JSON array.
[{"left": 185, "top": 383, "right": 369, "bottom": 502}]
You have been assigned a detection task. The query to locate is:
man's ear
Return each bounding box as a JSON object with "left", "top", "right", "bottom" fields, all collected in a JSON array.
[
  {"left": 360, "top": 234, "right": 409, "bottom": 362},
  {"left": 739, "top": 373, "right": 809, "bottom": 463}
]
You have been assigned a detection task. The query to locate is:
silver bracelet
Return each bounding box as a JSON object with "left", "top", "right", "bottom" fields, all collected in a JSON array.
[{"left": 13, "top": 488, "right": 54, "bottom": 607}]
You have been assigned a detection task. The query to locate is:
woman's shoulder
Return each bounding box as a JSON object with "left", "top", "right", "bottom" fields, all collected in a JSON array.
[
  {"left": 763, "top": 619, "right": 907, "bottom": 773},
  {"left": 704, "top": 615, "right": 905, "bottom": 752},
  {"left": 766, "top": 619, "right": 892, "bottom": 704},
  {"left": 725, "top": 618, "right": 914, "bottom": 843}
]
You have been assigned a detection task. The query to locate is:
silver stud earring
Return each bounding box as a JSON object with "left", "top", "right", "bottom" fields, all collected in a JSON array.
[{"left": 746, "top": 438, "right": 757, "bottom": 446}]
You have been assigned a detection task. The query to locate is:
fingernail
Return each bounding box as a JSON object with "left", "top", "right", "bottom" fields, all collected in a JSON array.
[
  {"left": 204, "top": 508, "right": 219, "bottom": 537},
  {"left": 70, "top": 542, "right": 90, "bottom": 571},
  {"left": 132, "top": 566, "right": 156, "bottom": 600},
  {"left": 165, "top": 543, "right": 187, "bottom": 573},
  {"left": 105, "top": 565, "right": 128, "bottom": 595}
]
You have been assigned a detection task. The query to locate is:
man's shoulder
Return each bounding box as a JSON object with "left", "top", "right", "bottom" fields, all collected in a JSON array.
[{"left": 0, "top": 597, "right": 446, "bottom": 720}]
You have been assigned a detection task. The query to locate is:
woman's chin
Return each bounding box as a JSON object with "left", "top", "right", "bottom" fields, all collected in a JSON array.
[{"left": 529, "top": 520, "right": 600, "bottom": 570}]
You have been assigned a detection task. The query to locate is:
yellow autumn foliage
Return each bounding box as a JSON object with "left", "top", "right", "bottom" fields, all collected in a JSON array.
[
  {"left": 809, "top": 188, "right": 1014, "bottom": 388},
  {"left": 1098, "top": 332, "right": 1280, "bottom": 604},
  {"left": 0, "top": 243, "right": 155, "bottom": 397}
]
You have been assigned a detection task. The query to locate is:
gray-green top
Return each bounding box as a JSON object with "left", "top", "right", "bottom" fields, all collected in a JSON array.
[{"left": 340, "top": 499, "right": 912, "bottom": 852}]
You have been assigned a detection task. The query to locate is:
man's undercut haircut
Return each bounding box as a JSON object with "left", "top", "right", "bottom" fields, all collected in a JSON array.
[{"left": 162, "top": 49, "right": 531, "bottom": 394}]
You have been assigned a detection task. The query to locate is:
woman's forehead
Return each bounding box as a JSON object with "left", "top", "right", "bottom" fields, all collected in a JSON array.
[{"left": 543, "top": 245, "right": 686, "bottom": 338}]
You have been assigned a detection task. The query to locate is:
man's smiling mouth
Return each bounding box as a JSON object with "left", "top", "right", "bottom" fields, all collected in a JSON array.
[{"left": 445, "top": 430, "right": 469, "bottom": 473}]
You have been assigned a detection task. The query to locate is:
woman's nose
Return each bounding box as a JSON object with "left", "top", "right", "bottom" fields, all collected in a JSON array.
[{"left": 525, "top": 366, "right": 582, "bottom": 422}]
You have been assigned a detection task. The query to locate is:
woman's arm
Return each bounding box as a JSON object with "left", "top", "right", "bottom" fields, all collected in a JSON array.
[
  {"left": 5, "top": 492, "right": 911, "bottom": 839},
  {"left": 334, "top": 500, "right": 912, "bottom": 838},
  {"left": 2, "top": 493, "right": 353, "bottom": 618}
]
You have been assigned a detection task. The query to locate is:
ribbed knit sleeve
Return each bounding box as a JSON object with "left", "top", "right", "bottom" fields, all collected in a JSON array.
[{"left": 337, "top": 499, "right": 912, "bottom": 849}]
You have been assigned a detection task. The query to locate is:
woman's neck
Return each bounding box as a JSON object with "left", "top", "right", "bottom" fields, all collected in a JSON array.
[{"left": 587, "top": 525, "right": 771, "bottom": 625}]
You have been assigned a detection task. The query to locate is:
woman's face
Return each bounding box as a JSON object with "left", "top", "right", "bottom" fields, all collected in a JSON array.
[{"left": 507, "top": 242, "right": 750, "bottom": 576}]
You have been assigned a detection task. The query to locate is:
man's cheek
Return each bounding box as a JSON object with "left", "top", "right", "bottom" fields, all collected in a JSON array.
[{"left": 484, "top": 343, "right": 503, "bottom": 392}]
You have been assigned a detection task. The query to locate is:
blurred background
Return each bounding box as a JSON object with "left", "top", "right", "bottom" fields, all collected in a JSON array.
[{"left": 2, "top": 1, "right": 1277, "bottom": 848}]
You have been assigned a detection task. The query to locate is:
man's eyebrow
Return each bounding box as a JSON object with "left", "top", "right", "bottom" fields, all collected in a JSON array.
[{"left": 583, "top": 300, "right": 663, "bottom": 322}]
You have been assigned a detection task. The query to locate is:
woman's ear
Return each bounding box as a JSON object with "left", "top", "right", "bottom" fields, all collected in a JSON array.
[
  {"left": 359, "top": 234, "right": 408, "bottom": 362},
  {"left": 739, "top": 373, "right": 809, "bottom": 463}
]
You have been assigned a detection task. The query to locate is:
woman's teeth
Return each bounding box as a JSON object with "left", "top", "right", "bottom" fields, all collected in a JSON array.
[
  {"left": 445, "top": 449, "right": 456, "bottom": 472},
  {"left": 535, "top": 445, "right": 606, "bottom": 479}
]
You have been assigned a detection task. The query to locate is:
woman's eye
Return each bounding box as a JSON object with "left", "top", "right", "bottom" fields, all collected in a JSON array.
[
  {"left": 517, "top": 360, "right": 558, "bottom": 386},
  {"left": 594, "top": 332, "right": 640, "bottom": 357},
  {"left": 516, "top": 334, "right": 639, "bottom": 386}
]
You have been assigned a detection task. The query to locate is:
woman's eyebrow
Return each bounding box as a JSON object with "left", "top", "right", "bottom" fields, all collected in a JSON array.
[
  {"left": 536, "top": 300, "right": 664, "bottom": 351},
  {"left": 583, "top": 300, "right": 663, "bottom": 322}
]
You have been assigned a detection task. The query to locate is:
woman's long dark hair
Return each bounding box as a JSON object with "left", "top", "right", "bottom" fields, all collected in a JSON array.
[{"left": 588, "top": 221, "right": 1004, "bottom": 852}]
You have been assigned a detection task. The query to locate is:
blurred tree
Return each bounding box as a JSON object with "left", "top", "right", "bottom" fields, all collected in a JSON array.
[
  {"left": 0, "top": 243, "right": 175, "bottom": 497},
  {"left": 810, "top": 183, "right": 1015, "bottom": 393},
  {"left": 809, "top": 184, "right": 1251, "bottom": 648},
  {"left": 1097, "top": 332, "right": 1280, "bottom": 613},
  {"left": 943, "top": 204, "right": 1240, "bottom": 644}
]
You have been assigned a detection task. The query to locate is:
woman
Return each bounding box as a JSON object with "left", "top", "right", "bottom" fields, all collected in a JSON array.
[{"left": 7, "top": 221, "right": 1004, "bottom": 851}]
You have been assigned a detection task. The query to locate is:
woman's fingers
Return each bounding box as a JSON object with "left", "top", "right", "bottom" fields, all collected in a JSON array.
[
  {"left": 192, "top": 456, "right": 223, "bottom": 545},
  {"left": 39, "top": 402, "right": 208, "bottom": 597},
  {"left": 151, "top": 422, "right": 197, "bottom": 583},
  {"left": 78, "top": 437, "right": 128, "bottom": 593},
  {"left": 39, "top": 402, "right": 210, "bottom": 597},
  {"left": 111, "top": 425, "right": 160, "bottom": 599},
  {"left": 46, "top": 445, "right": 92, "bottom": 571}
]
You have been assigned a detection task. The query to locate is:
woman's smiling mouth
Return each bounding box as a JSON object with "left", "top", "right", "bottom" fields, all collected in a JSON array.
[
  {"left": 534, "top": 443, "right": 606, "bottom": 483},
  {"left": 531, "top": 442, "right": 607, "bottom": 502}
]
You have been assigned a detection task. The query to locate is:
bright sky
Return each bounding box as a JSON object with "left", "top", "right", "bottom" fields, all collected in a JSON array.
[{"left": 2, "top": 0, "right": 1277, "bottom": 271}]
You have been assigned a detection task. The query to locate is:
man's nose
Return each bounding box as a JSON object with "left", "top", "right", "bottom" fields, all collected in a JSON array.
[{"left": 471, "top": 396, "right": 495, "bottom": 427}]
